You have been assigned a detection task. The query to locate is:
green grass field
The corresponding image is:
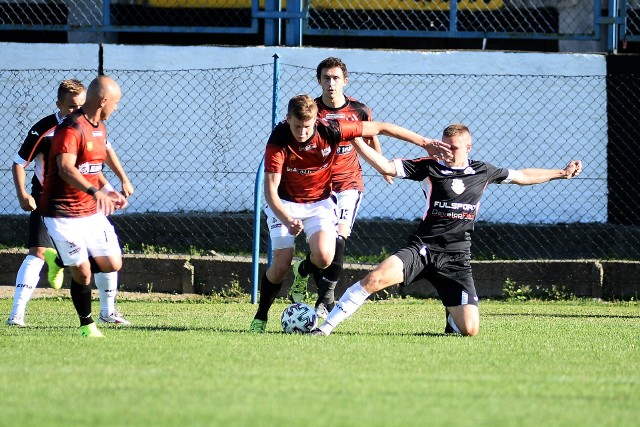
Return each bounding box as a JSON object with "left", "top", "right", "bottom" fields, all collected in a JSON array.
[{"left": 0, "top": 295, "right": 637, "bottom": 427}]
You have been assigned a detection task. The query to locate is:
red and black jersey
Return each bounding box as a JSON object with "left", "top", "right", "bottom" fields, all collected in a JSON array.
[
  {"left": 264, "top": 118, "right": 363, "bottom": 203},
  {"left": 40, "top": 110, "right": 108, "bottom": 218},
  {"left": 397, "top": 158, "right": 510, "bottom": 252},
  {"left": 315, "top": 96, "right": 373, "bottom": 192},
  {"left": 13, "top": 112, "right": 62, "bottom": 196}
]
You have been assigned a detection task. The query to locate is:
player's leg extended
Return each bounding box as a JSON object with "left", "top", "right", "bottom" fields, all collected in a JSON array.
[{"left": 314, "top": 254, "right": 404, "bottom": 335}]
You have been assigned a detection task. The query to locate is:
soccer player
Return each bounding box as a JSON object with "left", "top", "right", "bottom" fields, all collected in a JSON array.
[
  {"left": 6, "top": 79, "right": 134, "bottom": 327},
  {"left": 311, "top": 123, "right": 583, "bottom": 336},
  {"left": 40, "top": 75, "right": 129, "bottom": 337},
  {"left": 294, "top": 57, "right": 391, "bottom": 318},
  {"left": 249, "top": 94, "right": 451, "bottom": 333}
]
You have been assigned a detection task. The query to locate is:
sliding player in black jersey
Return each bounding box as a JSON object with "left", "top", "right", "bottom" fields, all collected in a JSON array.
[{"left": 312, "top": 123, "right": 582, "bottom": 336}]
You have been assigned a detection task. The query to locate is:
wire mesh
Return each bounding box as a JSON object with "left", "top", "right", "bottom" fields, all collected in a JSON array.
[
  {"left": 1, "top": 65, "right": 638, "bottom": 264},
  {"left": 0, "top": 0, "right": 618, "bottom": 41},
  {"left": 306, "top": 0, "right": 593, "bottom": 35}
]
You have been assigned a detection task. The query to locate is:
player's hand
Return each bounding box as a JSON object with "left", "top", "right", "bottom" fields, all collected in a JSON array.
[
  {"left": 121, "top": 179, "right": 134, "bottom": 198},
  {"left": 18, "top": 194, "right": 37, "bottom": 211},
  {"left": 94, "top": 191, "right": 117, "bottom": 216},
  {"left": 286, "top": 219, "right": 303, "bottom": 237},
  {"left": 108, "top": 190, "right": 129, "bottom": 210},
  {"left": 423, "top": 138, "right": 452, "bottom": 161},
  {"left": 565, "top": 160, "right": 582, "bottom": 179},
  {"left": 383, "top": 175, "right": 394, "bottom": 184}
]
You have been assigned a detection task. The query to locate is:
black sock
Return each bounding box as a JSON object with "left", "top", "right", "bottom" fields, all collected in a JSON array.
[
  {"left": 70, "top": 279, "right": 93, "bottom": 326},
  {"left": 315, "top": 236, "right": 346, "bottom": 311},
  {"left": 255, "top": 272, "right": 283, "bottom": 321},
  {"left": 298, "top": 253, "right": 316, "bottom": 277}
]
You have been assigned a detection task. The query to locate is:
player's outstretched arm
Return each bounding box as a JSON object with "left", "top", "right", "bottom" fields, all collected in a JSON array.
[
  {"left": 360, "top": 121, "right": 451, "bottom": 160},
  {"left": 366, "top": 135, "right": 393, "bottom": 184},
  {"left": 509, "top": 160, "right": 583, "bottom": 185},
  {"left": 352, "top": 137, "right": 397, "bottom": 177}
]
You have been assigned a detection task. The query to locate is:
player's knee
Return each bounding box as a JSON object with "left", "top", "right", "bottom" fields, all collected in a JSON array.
[
  {"left": 459, "top": 319, "right": 479, "bottom": 336},
  {"left": 311, "top": 253, "right": 333, "bottom": 270},
  {"left": 268, "top": 262, "right": 290, "bottom": 282}
]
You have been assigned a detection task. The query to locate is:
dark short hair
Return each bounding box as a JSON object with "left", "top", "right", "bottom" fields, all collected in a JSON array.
[
  {"left": 287, "top": 94, "right": 318, "bottom": 121},
  {"left": 316, "top": 57, "right": 348, "bottom": 81}
]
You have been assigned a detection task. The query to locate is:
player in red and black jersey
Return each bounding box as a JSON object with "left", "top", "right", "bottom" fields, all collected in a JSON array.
[
  {"left": 249, "top": 94, "right": 451, "bottom": 332},
  {"left": 312, "top": 123, "right": 582, "bottom": 336},
  {"left": 309, "top": 57, "right": 392, "bottom": 318},
  {"left": 6, "top": 79, "right": 134, "bottom": 328},
  {"left": 42, "top": 76, "right": 129, "bottom": 337}
]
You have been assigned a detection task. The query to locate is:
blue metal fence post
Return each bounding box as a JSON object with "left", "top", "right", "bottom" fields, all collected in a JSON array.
[
  {"left": 263, "top": 0, "right": 281, "bottom": 46},
  {"left": 285, "top": 0, "right": 303, "bottom": 46},
  {"left": 251, "top": 53, "right": 280, "bottom": 304},
  {"left": 449, "top": 0, "right": 458, "bottom": 32}
]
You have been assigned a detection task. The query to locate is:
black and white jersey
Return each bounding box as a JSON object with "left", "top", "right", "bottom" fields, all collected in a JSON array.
[
  {"left": 394, "top": 157, "right": 511, "bottom": 253},
  {"left": 12, "top": 112, "right": 62, "bottom": 195}
]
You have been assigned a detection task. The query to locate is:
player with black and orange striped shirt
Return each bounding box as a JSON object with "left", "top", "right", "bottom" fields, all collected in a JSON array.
[
  {"left": 6, "top": 79, "right": 133, "bottom": 328},
  {"left": 249, "top": 94, "right": 451, "bottom": 333},
  {"left": 41, "top": 76, "right": 129, "bottom": 337}
]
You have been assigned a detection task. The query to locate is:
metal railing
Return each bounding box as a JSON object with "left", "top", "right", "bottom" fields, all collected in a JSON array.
[{"left": 0, "top": 0, "right": 638, "bottom": 51}]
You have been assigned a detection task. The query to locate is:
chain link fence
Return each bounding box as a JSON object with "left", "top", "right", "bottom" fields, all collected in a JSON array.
[
  {"left": 2, "top": 0, "right": 638, "bottom": 47},
  {"left": 1, "top": 64, "right": 639, "bottom": 266}
]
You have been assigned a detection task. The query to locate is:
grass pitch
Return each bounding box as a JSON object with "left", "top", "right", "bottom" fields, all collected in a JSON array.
[{"left": 0, "top": 295, "right": 637, "bottom": 427}]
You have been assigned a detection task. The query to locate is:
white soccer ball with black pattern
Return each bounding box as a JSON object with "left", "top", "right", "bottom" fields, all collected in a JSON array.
[{"left": 280, "top": 303, "right": 318, "bottom": 334}]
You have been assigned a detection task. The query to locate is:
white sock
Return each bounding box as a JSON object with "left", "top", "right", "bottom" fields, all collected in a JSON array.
[
  {"left": 10, "top": 255, "right": 45, "bottom": 320},
  {"left": 318, "top": 282, "right": 370, "bottom": 335},
  {"left": 95, "top": 272, "right": 118, "bottom": 317},
  {"left": 447, "top": 314, "right": 462, "bottom": 334}
]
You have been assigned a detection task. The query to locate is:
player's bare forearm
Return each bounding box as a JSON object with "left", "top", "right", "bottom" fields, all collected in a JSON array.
[
  {"left": 12, "top": 163, "right": 36, "bottom": 211},
  {"left": 511, "top": 160, "right": 583, "bottom": 185},
  {"left": 352, "top": 137, "right": 397, "bottom": 176},
  {"left": 105, "top": 148, "right": 134, "bottom": 196},
  {"left": 361, "top": 122, "right": 451, "bottom": 160},
  {"left": 264, "top": 172, "right": 303, "bottom": 236}
]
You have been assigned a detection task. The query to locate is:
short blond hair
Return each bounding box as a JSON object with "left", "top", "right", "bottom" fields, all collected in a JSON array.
[
  {"left": 57, "top": 79, "right": 85, "bottom": 102},
  {"left": 287, "top": 94, "right": 318, "bottom": 121},
  {"left": 442, "top": 123, "right": 471, "bottom": 138}
]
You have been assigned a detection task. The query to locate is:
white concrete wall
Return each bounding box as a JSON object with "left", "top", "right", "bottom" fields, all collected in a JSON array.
[{"left": 0, "top": 43, "right": 607, "bottom": 223}]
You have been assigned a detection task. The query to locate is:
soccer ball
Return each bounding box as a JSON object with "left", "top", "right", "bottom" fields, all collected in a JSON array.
[{"left": 280, "top": 303, "right": 318, "bottom": 334}]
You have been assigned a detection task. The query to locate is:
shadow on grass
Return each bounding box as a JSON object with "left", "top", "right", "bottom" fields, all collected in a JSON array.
[{"left": 490, "top": 312, "right": 640, "bottom": 319}]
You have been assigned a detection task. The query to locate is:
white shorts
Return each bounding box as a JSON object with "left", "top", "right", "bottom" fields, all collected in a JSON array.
[
  {"left": 335, "top": 189, "right": 363, "bottom": 236},
  {"left": 265, "top": 197, "right": 338, "bottom": 250},
  {"left": 43, "top": 213, "right": 122, "bottom": 267}
]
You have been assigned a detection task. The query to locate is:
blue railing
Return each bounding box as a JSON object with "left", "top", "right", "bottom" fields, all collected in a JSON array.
[{"left": 0, "top": 0, "right": 637, "bottom": 52}]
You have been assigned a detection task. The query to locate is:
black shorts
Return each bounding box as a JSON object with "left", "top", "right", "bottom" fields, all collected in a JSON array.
[
  {"left": 27, "top": 205, "right": 53, "bottom": 249},
  {"left": 393, "top": 241, "right": 478, "bottom": 307}
]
